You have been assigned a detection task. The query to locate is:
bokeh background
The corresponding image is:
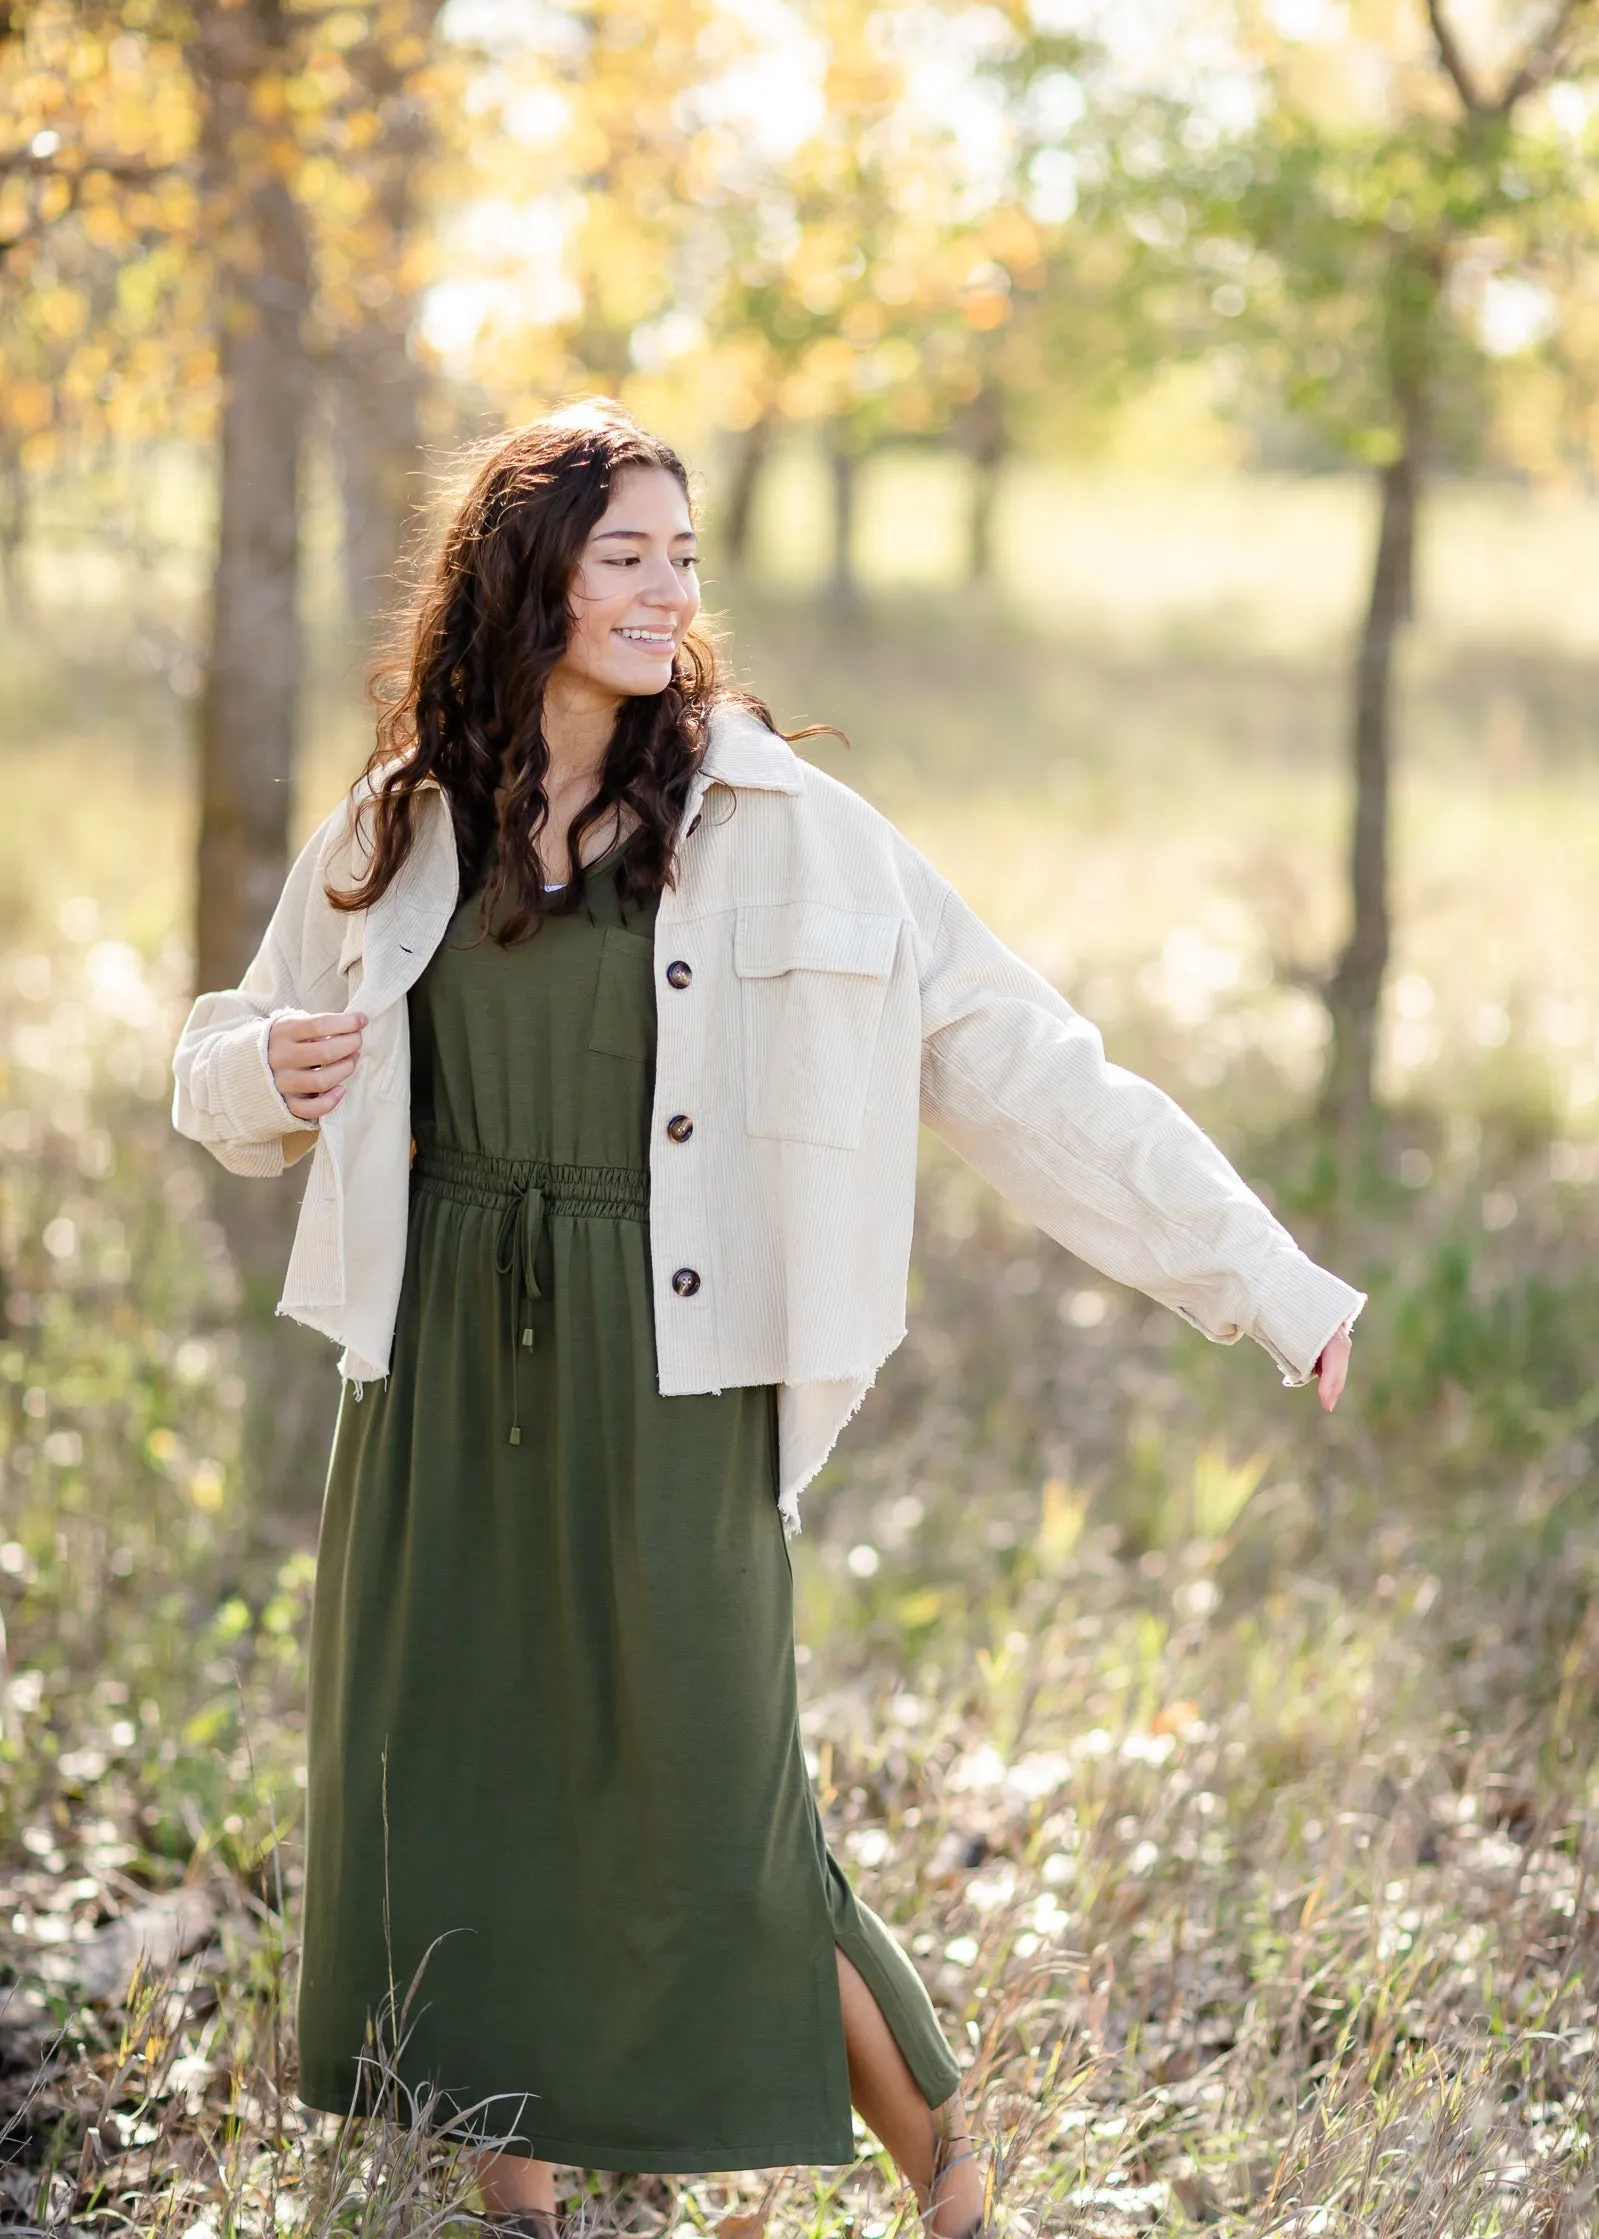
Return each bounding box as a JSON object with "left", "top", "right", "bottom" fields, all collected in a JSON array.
[{"left": 3, "top": 1, "right": 1599, "bottom": 2232}]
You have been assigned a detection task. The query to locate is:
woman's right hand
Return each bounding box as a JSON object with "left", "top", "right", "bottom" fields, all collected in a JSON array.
[{"left": 268, "top": 1011, "right": 369, "bottom": 1121}]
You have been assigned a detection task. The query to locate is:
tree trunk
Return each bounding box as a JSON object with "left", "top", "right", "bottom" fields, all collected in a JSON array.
[
  {"left": 331, "top": 317, "right": 422, "bottom": 637},
  {"left": 192, "top": 1, "right": 312, "bottom": 998},
  {"left": 191, "top": 0, "right": 334, "bottom": 1522},
  {"left": 957, "top": 378, "right": 1006, "bottom": 585},
  {"left": 723, "top": 414, "right": 772, "bottom": 573},
  {"left": 0, "top": 438, "right": 28, "bottom": 620},
  {"left": 196, "top": 272, "right": 310, "bottom": 995},
  {"left": 827, "top": 428, "right": 859, "bottom": 610},
  {"left": 327, "top": 1, "right": 441, "bottom": 640},
  {"left": 968, "top": 454, "right": 1001, "bottom": 586},
  {"left": 1320, "top": 409, "right": 1423, "bottom": 1138}
]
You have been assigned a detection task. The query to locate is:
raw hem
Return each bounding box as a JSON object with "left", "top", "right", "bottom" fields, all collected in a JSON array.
[{"left": 294, "top": 2082, "right": 854, "bottom": 2172}]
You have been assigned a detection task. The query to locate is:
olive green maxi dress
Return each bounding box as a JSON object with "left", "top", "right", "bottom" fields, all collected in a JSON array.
[{"left": 296, "top": 835, "right": 961, "bottom": 2171}]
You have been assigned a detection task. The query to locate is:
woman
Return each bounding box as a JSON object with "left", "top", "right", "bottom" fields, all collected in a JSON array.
[{"left": 172, "top": 402, "right": 1362, "bottom": 2237}]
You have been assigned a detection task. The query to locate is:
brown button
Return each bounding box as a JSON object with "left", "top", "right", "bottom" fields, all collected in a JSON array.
[
  {"left": 665, "top": 960, "right": 692, "bottom": 989},
  {"left": 667, "top": 1114, "right": 694, "bottom": 1143},
  {"left": 671, "top": 1267, "right": 701, "bottom": 1297}
]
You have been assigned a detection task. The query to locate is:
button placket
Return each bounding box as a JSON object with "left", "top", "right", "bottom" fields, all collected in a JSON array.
[{"left": 653, "top": 855, "right": 713, "bottom": 1354}]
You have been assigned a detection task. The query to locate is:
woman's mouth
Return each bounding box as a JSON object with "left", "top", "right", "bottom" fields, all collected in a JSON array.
[{"left": 614, "top": 627, "right": 675, "bottom": 646}]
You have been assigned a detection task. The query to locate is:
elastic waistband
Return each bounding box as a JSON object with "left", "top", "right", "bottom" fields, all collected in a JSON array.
[{"left": 412, "top": 1140, "right": 647, "bottom": 1221}]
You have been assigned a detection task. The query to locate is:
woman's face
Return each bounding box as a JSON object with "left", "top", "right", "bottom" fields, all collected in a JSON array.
[{"left": 551, "top": 465, "right": 701, "bottom": 712}]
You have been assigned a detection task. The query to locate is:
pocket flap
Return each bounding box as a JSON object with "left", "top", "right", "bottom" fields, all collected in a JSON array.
[
  {"left": 734, "top": 903, "right": 901, "bottom": 980},
  {"left": 589, "top": 924, "right": 656, "bottom": 1061}
]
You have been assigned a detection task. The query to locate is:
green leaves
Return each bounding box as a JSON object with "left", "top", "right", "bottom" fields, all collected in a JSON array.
[{"left": 1057, "top": 17, "right": 1599, "bottom": 475}]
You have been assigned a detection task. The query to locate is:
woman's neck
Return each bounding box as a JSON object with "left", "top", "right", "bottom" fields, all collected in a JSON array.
[
  {"left": 511, "top": 674, "right": 637, "bottom": 881},
  {"left": 541, "top": 670, "right": 621, "bottom": 794}
]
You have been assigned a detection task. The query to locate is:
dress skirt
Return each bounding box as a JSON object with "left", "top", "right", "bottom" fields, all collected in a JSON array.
[{"left": 295, "top": 839, "right": 961, "bottom": 2171}]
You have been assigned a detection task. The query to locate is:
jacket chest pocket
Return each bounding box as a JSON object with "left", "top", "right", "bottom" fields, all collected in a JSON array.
[
  {"left": 734, "top": 903, "right": 901, "bottom": 1149},
  {"left": 589, "top": 924, "right": 657, "bottom": 1061}
]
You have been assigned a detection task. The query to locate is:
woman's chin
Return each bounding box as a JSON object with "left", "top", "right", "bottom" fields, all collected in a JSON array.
[
  {"left": 553, "top": 647, "right": 679, "bottom": 703},
  {"left": 607, "top": 658, "right": 677, "bottom": 697}
]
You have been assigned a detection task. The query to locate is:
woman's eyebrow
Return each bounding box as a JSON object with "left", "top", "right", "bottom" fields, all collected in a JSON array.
[{"left": 592, "top": 526, "right": 698, "bottom": 542}]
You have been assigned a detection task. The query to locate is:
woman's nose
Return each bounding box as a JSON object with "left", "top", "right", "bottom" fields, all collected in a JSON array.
[{"left": 640, "top": 559, "right": 692, "bottom": 609}]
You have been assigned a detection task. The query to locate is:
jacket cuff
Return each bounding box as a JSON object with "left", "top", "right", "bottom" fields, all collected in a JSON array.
[
  {"left": 1250, "top": 1257, "right": 1367, "bottom": 1386},
  {"left": 216, "top": 1013, "right": 306, "bottom": 1143}
]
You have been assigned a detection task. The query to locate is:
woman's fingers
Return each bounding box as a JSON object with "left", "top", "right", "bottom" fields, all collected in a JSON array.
[
  {"left": 269, "top": 1010, "right": 369, "bottom": 1117},
  {"left": 284, "top": 1084, "right": 350, "bottom": 1121},
  {"left": 274, "top": 1009, "right": 367, "bottom": 1042},
  {"left": 1315, "top": 1326, "right": 1353, "bottom": 1412},
  {"left": 289, "top": 1026, "right": 365, "bottom": 1066},
  {"left": 275, "top": 1051, "right": 360, "bottom": 1096},
  {"left": 270, "top": 1011, "right": 367, "bottom": 1060}
]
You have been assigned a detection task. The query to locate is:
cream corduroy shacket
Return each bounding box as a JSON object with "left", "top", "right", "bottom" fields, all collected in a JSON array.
[{"left": 172, "top": 702, "right": 1365, "bottom": 1531}]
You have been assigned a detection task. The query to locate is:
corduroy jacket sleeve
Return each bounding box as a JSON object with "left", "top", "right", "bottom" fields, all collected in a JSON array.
[
  {"left": 171, "top": 802, "right": 352, "bottom": 1179},
  {"left": 915, "top": 876, "right": 1364, "bottom": 1383}
]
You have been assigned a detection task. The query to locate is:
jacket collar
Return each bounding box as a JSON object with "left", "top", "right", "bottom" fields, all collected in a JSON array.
[{"left": 700, "top": 701, "right": 805, "bottom": 794}]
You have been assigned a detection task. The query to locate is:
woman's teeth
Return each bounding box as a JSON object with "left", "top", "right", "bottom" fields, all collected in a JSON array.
[{"left": 616, "top": 628, "right": 673, "bottom": 643}]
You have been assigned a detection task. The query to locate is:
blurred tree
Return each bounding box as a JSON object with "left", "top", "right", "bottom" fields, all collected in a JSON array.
[
  {"left": 720, "top": 408, "right": 774, "bottom": 572},
  {"left": 700, "top": 0, "right": 1052, "bottom": 604},
  {"left": 0, "top": 0, "right": 453, "bottom": 1518},
  {"left": 1098, "top": 0, "right": 1599, "bottom": 1141},
  {"left": 959, "top": 7, "right": 1133, "bottom": 586},
  {"left": 190, "top": 0, "right": 312, "bottom": 1001},
  {"left": 0, "top": 3, "right": 211, "bottom": 544},
  {"left": 431, "top": 0, "right": 728, "bottom": 417},
  {"left": 194, "top": 0, "right": 455, "bottom": 985},
  {"left": 0, "top": 0, "right": 449, "bottom": 982},
  {"left": 196, "top": 0, "right": 452, "bottom": 1516},
  {"left": 951, "top": 374, "right": 1005, "bottom": 584},
  {"left": 321, "top": 1, "right": 447, "bottom": 638},
  {"left": 424, "top": 0, "right": 1098, "bottom": 598},
  {"left": 0, "top": 437, "right": 25, "bottom": 617}
]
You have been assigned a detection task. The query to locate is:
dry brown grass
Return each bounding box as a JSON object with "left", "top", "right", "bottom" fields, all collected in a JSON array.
[{"left": 0, "top": 1573, "right": 1594, "bottom": 2236}]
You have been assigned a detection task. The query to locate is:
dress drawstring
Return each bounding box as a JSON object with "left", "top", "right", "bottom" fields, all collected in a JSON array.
[
  {"left": 410, "top": 1141, "right": 649, "bottom": 1456},
  {"left": 494, "top": 1180, "right": 546, "bottom": 1445}
]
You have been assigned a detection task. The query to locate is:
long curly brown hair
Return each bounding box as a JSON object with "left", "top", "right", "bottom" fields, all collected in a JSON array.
[{"left": 331, "top": 400, "right": 757, "bottom": 942}]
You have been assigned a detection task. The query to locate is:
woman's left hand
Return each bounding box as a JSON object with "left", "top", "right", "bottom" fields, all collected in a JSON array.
[{"left": 1314, "top": 1324, "right": 1354, "bottom": 1412}]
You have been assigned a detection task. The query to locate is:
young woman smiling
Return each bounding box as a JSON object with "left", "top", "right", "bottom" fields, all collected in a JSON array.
[{"left": 173, "top": 403, "right": 1361, "bottom": 2238}]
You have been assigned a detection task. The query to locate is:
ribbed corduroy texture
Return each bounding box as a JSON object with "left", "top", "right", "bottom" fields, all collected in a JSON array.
[{"left": 172, "top": 704, "right": 1366, "bottom": 1531}]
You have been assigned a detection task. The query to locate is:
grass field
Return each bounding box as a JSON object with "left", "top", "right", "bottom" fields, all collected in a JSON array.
[{"left": 1, "top": 453, "right": 1598, "bottom": 2234}]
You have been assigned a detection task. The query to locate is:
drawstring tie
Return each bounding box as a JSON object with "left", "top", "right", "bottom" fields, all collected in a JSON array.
[
  {"left": 410, "top": 1141, "right": 649, "bottom": 1454},
  {"left": 494, "top": 1179, "right": 547, "bottom": 1445}
]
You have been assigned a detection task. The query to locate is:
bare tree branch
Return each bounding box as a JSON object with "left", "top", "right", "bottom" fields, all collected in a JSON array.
[
  {"left": 0, "top": 151, "right": 191, "bottom": 261},
  {"left": 0, "top": 151, "right": 179, "bottom": 183},
  {"left": 1428, "top": 0, "right": 1592, "bottom": 119},
  {"left": 1425, "top": 0, "right": 1486, "bottom": 112},
  {"left": 0, "top": 161, "right": 86, "bottom": 262},
  {"left": 1499, "top": 0, "right": 1589, "bottom": 114}
]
